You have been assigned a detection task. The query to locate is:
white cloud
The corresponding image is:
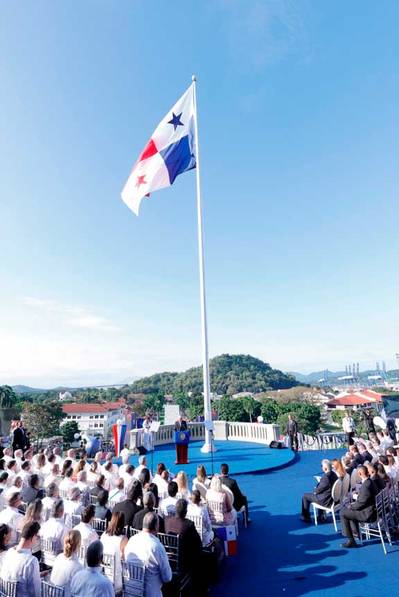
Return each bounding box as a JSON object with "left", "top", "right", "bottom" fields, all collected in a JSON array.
[{"left": 22, "top": 296, "right": 120, "bottom": 333}]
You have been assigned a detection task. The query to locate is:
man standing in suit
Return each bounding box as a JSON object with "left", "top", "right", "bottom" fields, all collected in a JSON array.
[
  {"left": 286, "top": 414, "right": 299, "bottom": 452},
  {"left": 301, "top": 459, "right": 337, "bottom": 522},
  {"left": 220, "top": 463, "right": 251, "bottom": 523},
  {"left": 340, "top": 465, "right": 377, "bottom": 548}
]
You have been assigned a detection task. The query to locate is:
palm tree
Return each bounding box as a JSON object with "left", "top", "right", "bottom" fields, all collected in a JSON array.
[{"left": 0, "top": 385, "right": 16, "bottom": 408}]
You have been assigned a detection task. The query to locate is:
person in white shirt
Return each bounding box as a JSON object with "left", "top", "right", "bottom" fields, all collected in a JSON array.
[
  {"left": 73, "top": 505, "right": 98, "bottom": 548},
  {"left": 19, "top": 461, "right": 32, "bottom": 487},
  {"left": 0, "top": 520, "right": 41, "bottom": 597},
  {"left": 5, "top": 476, "right": 23, "bottom": 501},
  {"left": 187, "top": 490, "right": 214, "bottom": 547},
  {"left": 44, "top": 464, "right": 60, "bottom": 489},
  {"left": 122, "top": 464, "right": 136, "bottom": 492},
  {"left": 176, "top": 471, "right": 191, "bottom": 500},
  {"left": 102, "top": 461, "right": 117, "bottom": 489},
  {"left": 120, "top": 444, "right": 130, "bottom": 463},
  {"left": 50, "top": 530, "right": 83, "bottom": 597},
  {"left": 134, "top": 455, "right": 153, "bottom": 481},
  {"left": 42, "top": 454, "right": 56, "bottom": 477},
  {"left": 64, "top": 488, "right": 83, "bottom": 529},
  {"left": 159, "top": 481, "right": 178, "bottom": 518},
  {"left": 59, "top": 468, "right": 76, "bottom": 494},
  {"left": 119, "top": 452, "right": 130, "bottom": 476},
  {"left": 0, "top": 492, "right": 24, "bottom": 544},
  {"left": 108, "top": 478, "right": 125, "bottom": 504},
  {"left": 42, "top": 483, "right": 60, "bottom": 521},
  {"left": 53, "top": 447, "right": 63, "bottom": 468},
  {"left": 2, "top": 448, "right": 13, "bottom": 466},
  {"left": 100, "top": 511, "right": 128, "bottom": 594},
  {"left": 39, "top": 499, "right": 68, "bottom": 548},
  {"left": 6, "top": 460, "right": 17, "bottom": 487},
  {"left": 13, "top": 449, "right": 24, "bottom": 473},
  {"left": 87, "top": 462, "right": 100, "bottom": 488},
  {"left": 342, "top": 412, "right": 356, "bottom": 447},
  {"left": 70, "top": 540, "right": 114, "bottom": 597},
  {"left": 125, "top": 512, "right": 172, "bottom": 597},
  {"left": 102, "top": 453, "right": 119, "bottom": 477}
]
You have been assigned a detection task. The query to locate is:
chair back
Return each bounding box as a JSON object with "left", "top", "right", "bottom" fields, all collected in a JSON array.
[
  {"left": 59, "top": 489, "right": 69, "bottom": 500},
  {"left": 91, "top": 517, "right": 107, "bottom": 534},
  {"left": 90, "top": 494, "right": 98, "bottom": 505},
  {"left": 0, "top": 579, "right": 19, "bottom": 597},
  {"left": 341, "top": 474, "right": 350, "bottom": 500},
  {"left": 194, "top": 481, "right": 207, "bottom": 500},
  {"left": 122, "top": 559, "right": 145, "bottom": 597},
  {"left": 41, "top": 538, "right": 63, "bottom": 566},
  {"left": 71, "top": 514, "right": 81, "bottom": 527},
  {"left": 102, "top": 553, "right": 115, "bottom": 584},
  {"left": 376, "top": 489, "right": 385, "bottom": 521},
  {"left": 331, "top": 479, "right": 343, "bottom": 504},
  {"left": 207, "top": 499, "right": 225, "bottom": 524},
  {"left": 157, "top": 532, "right": 179, "bottom": 572},
  {"left": 350, "top": 468, "right": 359, "bottom": 489},
  {"left": 41, "top": 581, "right": 65, "bottom": 597},
  {"left": 186, "top": 513, "right": 203, "bottom": 538},
  {"left": 77, "top": 545, "right": 88, "bottom": 566}
]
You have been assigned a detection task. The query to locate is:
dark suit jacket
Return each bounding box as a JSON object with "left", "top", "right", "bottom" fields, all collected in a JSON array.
[
  {"left": 351, "top": 478, "right": 376, "bottom": 514},
  {"left": 131, "top": 507, "right": 164, "bottom": 532},
  {"left": 314, "top": 471, "right": 337, "bottom": 506},
  {"left": 164, "top": 516, "right": 202, "bottom": 575},
  {"left": 370, "top": 474, "right": 385, "bottom": 493},
  {"left": 112, "top": 499, "right": 142, "bottom": 527},
  {"left": 220, "top": 475, "right": 246, "bottom": 510}
]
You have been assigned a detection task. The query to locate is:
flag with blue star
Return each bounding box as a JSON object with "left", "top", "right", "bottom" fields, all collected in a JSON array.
[{"left": 121, "top": 84, "right": 197, "bottom": 216}]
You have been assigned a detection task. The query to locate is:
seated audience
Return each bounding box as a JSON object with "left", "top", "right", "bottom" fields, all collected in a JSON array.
[
  {"left": 40, "top": 499, "right": 68, "bottom": 547},
  {"left": 87, "top": 462, "right": 100, "bottom": 487},
  {"left": 50, "top": 530, "right": 83, "bottom": 596},
  {"left": 59, "top": 468, "right": 76, "bottom": 493},
  {"left": 42, "top": 482, "right": 59, "bottom": 520},
  {"left": 159, "top": 481, "right": 178, "bottom": 518},
  {"left": 187, "top": 489, "right": 214, "bottom": 547},
  {"left": 19, "top": 499, "right": 43, "bottom": 559},
  {"left": 301, "top": 459, "right": 337, "bottom": 522},
  {"left": 73, "top": 505, "right": 98, "bottom": 547},
  {"left": 70, "top": 540, "right": 114, "bottom": 596},
  {"left": 366, "top": 463, "right": 386, "bottom": 492},
  {"left": 331, "top": 458, "right": 347, "bottom": 480},
  {"left": 153, "top": 463, "right": 169, "bottom": 499},
  {"left": 94, "top": 489, "right": 112, "bottom": 523},
  {"left": 113, "top": 480, "right": 143, "bottom": 526},
  {"left": 134, "top": 455, "right": 153, "bottom": 481},
  {"left": 90, "top": 474, "right": 109, "bottom": 501},
  {"left": 108, "top": 478, "right": 125, "bottom": 504},
  {"left": 0, "top": 521, "right": 41, "bottom": 597},
  {"left": 340, "top": 465, "right": 377, "bottom": 548},
  {"left": 100, "top": 511, "right": 128, "bottom": 594},
  {"left": 206, "top": 475, "right": 237, "bottom": 525},
  {"left": 132, "top": 491, "right": 160, "bottom": 531},
  {"left": 121, "top": 464, "right": 135, "bottom": 492},
  {"left": 21, "top": 474, "right": 43, "bottom": 504},
  {"left": 124, "top": 512, "right": 172, "bottom": 596},
  {"left": 0, "top": 491, "right": 24, "bottom": 543},
  {"left": 192, "top": 465, "right": 211, "bottom": 495},
  {"left": 64, "top": 487, "right": 83, "bottom": 528},
  {"left": 220, "top": 463, "right": 250, "bottom": 522},
  {"left": 44, "top": 464, "right": 60, "bottom": 489}
]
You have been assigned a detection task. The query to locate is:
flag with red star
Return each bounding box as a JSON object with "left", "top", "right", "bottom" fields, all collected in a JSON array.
[{"left": 121, "top": 84, "right": 197, "bottom": 215}]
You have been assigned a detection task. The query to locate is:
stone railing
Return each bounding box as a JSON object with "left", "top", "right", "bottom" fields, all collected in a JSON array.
[
  {"left": 299, "top": 432, "right": 347, "bottom": 451},
  {"left": 130, "top": 420, "right": 280, "bottom": 449}
]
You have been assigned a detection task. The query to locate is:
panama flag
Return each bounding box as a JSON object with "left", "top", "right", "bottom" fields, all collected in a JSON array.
[{"left": 121, "top": 84, "right": 197, "bottom": 215}]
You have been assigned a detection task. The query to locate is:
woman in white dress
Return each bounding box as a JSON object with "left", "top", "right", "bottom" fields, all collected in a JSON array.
[
  {"left": 206, "top": 475, "right": 237, "bottom": 526},
  {"left": 100, "top": 511, "right": 128, "bottom": 595},
  {"left": 50, "top": 530, "right": 83, "bottom": 596},
  {"left": 187, "top": 490, "right": 214, "bottom": 547},
  {"left": 192, "top": 465, "right": 210, "bottom": 499}
]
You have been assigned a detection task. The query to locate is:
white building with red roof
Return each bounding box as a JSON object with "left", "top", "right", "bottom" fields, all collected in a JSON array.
[
  {"left": 326, "top": 389, "right": 382, "bottom": 410},
  {"left": 62, "top": 400, "right": 126, "bottom": 437}
]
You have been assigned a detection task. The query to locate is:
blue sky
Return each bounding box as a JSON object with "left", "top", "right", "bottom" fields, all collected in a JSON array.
[{"left": 1, "top": 1, "right": 399, "bottom": 387}]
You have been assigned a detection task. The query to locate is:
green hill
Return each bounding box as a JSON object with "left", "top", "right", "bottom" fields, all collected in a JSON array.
[{"left": 130, "top": 354, "right": 298, "bottom": 396}]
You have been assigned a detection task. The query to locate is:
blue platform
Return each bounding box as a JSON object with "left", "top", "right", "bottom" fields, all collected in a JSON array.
[{"left": 126, "top": 439, "right": 295, "bottom": 478}]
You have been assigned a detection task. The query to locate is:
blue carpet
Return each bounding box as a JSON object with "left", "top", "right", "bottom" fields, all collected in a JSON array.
[
  {"left": 210, "top": 450, "right": 399, "bottom": 597},
  {"left": 124, "top": 440, "right": 294, "bottom": 477}
]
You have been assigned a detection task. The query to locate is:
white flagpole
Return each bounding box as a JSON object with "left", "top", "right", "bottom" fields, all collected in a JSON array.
[{"left": 192, "top": 75, "right": 213, "bottom": 453}]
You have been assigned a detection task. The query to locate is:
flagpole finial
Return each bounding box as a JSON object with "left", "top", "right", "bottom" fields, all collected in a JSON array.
[{"left": 192, "top": 74, "right": 197, "bottom": 82}]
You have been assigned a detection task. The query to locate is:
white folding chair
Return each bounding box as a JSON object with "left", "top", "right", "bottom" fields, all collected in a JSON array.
[
  {"left": 122, "top": 559, "right": 145, "bottom": 597},
  {"left": 311, "top": 479, "right": 343, "bottom": 532},
  {"left": 186, "top": 513, "right": 203, "bottom": 540},
  {"left": 0, "top": 579, "right": 19, "bottom": 597},
  {"left": 359, "top": 489, "right": 391, "bottom": 555},
  {"left": 207, "top": 500, "right": 225, "bottom": 525},
  {"left": 41, "top": 580, "right": 65, "bottom": 597},
  {"left": 102, "top": 553, "right": 116, "bottom": 585},
  {"left": 41, "top": 538, "right": 63, "bottom": 567},
  {"left": 91, "top": 517, "right": 107, "bottom": 535}
]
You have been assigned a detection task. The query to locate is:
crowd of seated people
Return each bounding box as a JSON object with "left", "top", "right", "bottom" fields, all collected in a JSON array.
[
  {"left": 300, "top": 424, "right": 399, "bottom": 548},
  {"left": 0, "top": 443, "right": 250, "bottom": 596}
]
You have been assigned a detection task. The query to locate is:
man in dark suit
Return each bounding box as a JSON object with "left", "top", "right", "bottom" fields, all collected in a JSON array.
[
  {"left": 301, "top": 459, "right": 337, "bottom": 522},
  {"left": 340, "top": 465, "right": 377, "bottom": 548},
  {"left": 132, "top": 490, "right": 164, "bottom": 532},
  {"left": 220, "top": 463, "right": 251, "bottom": 522},
  {"left": 286, "top": 414, "right": 299, "bottom": 452},
  {"left": 113, "top": 480, "right": 142, "bottom": 527}
]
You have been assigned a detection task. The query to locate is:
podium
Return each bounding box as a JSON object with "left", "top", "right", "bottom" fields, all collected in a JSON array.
[{"left": 175, "top": 430, "right": 190, "bottom": 465}]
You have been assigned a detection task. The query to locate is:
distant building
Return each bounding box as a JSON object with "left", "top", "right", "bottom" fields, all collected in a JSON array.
[
  {"left": 61, "top": 400, "right": 126, "bottom": 437},
  {"left": 326, "top": 389, "right": 382, "bottom": 410}
]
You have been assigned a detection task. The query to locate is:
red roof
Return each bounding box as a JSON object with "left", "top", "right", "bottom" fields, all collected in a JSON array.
[
  {"left": 356, "top": 389, "right": 382, "bottom": 403},
  {"left": 327, "top": 394, "right": 374, "bottom": 407},
  {"left": 63, "top": 402, "right": 124, "bottom": 414}
]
